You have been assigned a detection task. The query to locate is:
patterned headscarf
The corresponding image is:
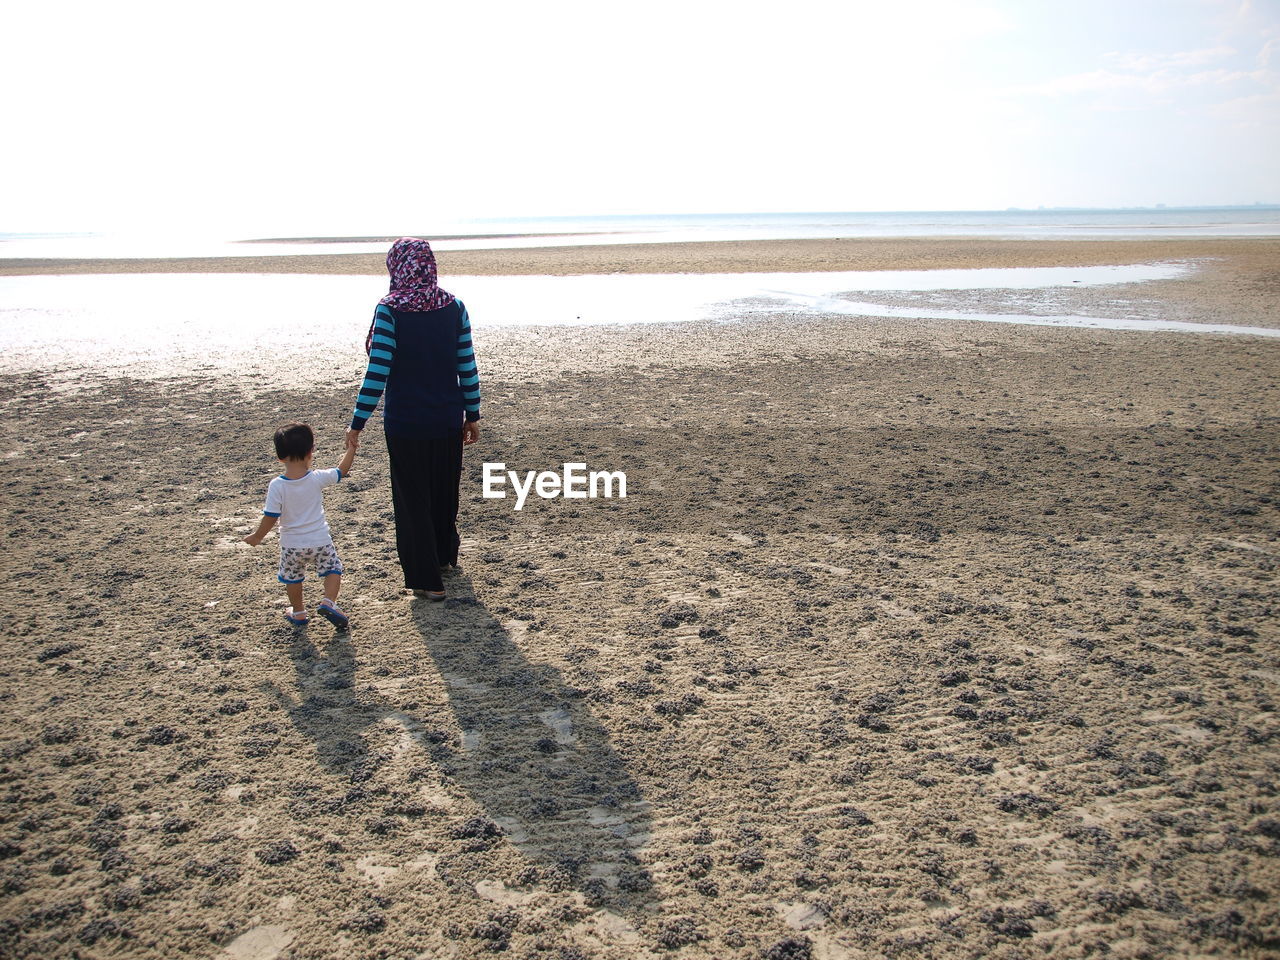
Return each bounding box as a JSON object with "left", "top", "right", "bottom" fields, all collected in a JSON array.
[{"left": 367, "top": 237, "right": 456, "bottom": 353}]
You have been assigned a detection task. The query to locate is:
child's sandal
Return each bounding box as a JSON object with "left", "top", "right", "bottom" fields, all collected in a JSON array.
[
  {"left": 284, "top": 607, "right": 309, "bottom": 626},
  {"left": 317, "top": 599, "right": 349, "bottom": 630}
]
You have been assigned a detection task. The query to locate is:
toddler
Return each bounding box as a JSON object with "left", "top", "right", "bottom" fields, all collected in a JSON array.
[{"left": 243, "top": 422, "right": 356, "bottom": 629}]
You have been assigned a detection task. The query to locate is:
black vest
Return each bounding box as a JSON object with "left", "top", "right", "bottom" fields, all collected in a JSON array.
[{"left": 384, "top": 299, "right": 465, "bottom": 438}]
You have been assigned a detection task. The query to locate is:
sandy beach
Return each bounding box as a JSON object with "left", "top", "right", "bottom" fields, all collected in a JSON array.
[{"left": 1, "top": 237, "right": 1278, "bottom": 959}]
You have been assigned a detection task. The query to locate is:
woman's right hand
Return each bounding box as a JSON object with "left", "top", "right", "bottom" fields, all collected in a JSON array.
[{"left": 463, "top": 421, "right": 480, "bottom": 446}]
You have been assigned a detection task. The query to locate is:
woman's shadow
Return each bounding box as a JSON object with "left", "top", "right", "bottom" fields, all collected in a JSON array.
[
  {"left": 411, "top": 572, "right": 654, "bottom": 905},
  {"left": 267, "top": 574, "right": 654, "bottom": 909}
]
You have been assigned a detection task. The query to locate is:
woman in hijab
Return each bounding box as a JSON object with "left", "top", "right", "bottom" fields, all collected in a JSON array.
[{"left": 346, "top": 238, "right": 481, "bottom": 601}]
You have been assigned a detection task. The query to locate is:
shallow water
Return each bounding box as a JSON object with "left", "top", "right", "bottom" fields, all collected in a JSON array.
[
  {"left": 759, "top": 296, "right": 1280, "bottom": 338},
  {"left": 1, "top": 263, "right": 1274, "bottom": 381}
]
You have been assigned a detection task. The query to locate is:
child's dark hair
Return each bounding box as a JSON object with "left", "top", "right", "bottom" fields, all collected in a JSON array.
[{"left": 274, "top": 422, "right": 315, "bottom": 460}]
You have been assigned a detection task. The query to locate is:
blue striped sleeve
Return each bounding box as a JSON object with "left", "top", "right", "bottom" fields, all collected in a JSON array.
[
  {"left": 456, "top": 302, "right": 481, "bottom": 422},
  {"left": 351, "top": 306, "right": 396, "bottom": 429}
]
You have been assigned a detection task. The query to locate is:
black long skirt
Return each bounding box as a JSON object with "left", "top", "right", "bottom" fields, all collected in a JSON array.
[{"left": 385, "top": 430, "right": 463, "bottom": 592}]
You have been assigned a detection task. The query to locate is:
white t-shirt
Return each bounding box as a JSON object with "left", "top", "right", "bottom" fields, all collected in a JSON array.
[{"left": 263, "top": 468, "right": 342, "bottom": 548}]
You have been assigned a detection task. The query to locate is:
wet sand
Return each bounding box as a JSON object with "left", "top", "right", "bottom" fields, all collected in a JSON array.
[
  {"left": 3, "top": 235, "right": 1278, "bottom": 277},
  {"left": 1, "top": 238, "right": 1278, "bottom": 958}
]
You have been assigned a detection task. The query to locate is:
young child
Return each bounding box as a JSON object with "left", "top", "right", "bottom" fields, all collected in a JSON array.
[{"left": 243, "top": 422, "right": 356, "bottom": 629}]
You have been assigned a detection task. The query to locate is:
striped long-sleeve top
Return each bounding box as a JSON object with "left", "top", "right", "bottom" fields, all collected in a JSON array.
[{"left": 350, "top": 298, "right": 480, "bottom": 437}]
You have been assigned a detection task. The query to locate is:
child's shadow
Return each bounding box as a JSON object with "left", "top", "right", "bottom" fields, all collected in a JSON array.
[
  {"left": 412, "top": 572, "right": 655, "bottom": 905},
  {"left": 266, "top": 631, "right": 378, "bottom": 779}
]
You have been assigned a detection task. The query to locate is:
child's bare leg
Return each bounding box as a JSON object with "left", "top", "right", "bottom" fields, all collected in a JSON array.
[
  {"left": 323, "top": 573, "right": 341, "bottom": 605},
  {"left": 285, "top": 582, "right": 305, "bottom": 613}
]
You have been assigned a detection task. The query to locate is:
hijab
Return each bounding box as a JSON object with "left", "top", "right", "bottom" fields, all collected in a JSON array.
[{"left": 367, "top": 237, "right": 456, "bottom": 353}]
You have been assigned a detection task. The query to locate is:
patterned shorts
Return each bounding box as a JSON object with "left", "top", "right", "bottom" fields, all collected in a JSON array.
[{"left": 278, "top": 542, "right": 344, "bottom": 583}]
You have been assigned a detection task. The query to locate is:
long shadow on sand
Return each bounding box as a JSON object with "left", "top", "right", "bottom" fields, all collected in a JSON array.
[
  {"left": 265, "top": 578, "right": 653, "bottom": 910},
  {"left": 412, "top": 572, "right": 654, "bottom": 906}
]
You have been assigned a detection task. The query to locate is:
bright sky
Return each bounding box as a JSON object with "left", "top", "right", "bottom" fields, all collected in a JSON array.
[{"left": 3, "top": 0, "right": 1277, "bottom": 233}]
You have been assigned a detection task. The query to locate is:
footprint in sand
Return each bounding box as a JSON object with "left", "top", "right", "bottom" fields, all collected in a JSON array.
[
  {"left": 779, "top": 902, "right": 827, "bottom": 931},
  {"left": 222, "top": 925, "right": 294, "bottom": 960},
  {"left": 476, "top": 879, "right": 540, "bottom": 906},
  {"left": 538, "top": 707, "right": 576, "bottom": 745}
]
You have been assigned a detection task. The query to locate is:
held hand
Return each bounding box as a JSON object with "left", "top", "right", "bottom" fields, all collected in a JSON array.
[
  {"left": 463, "top": 421, "right": 480, "bottom": 446},
  {"left": 345, "top": 428, "right": 361, "bottom": 451}
]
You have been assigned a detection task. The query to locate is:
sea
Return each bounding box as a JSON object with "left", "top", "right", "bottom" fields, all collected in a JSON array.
[
  {"left": 4, "top": 206, "right": 1280, "bottom": 259},
  {"left": 2, "top": 207, "right": 1278, "bottom": 381}
]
